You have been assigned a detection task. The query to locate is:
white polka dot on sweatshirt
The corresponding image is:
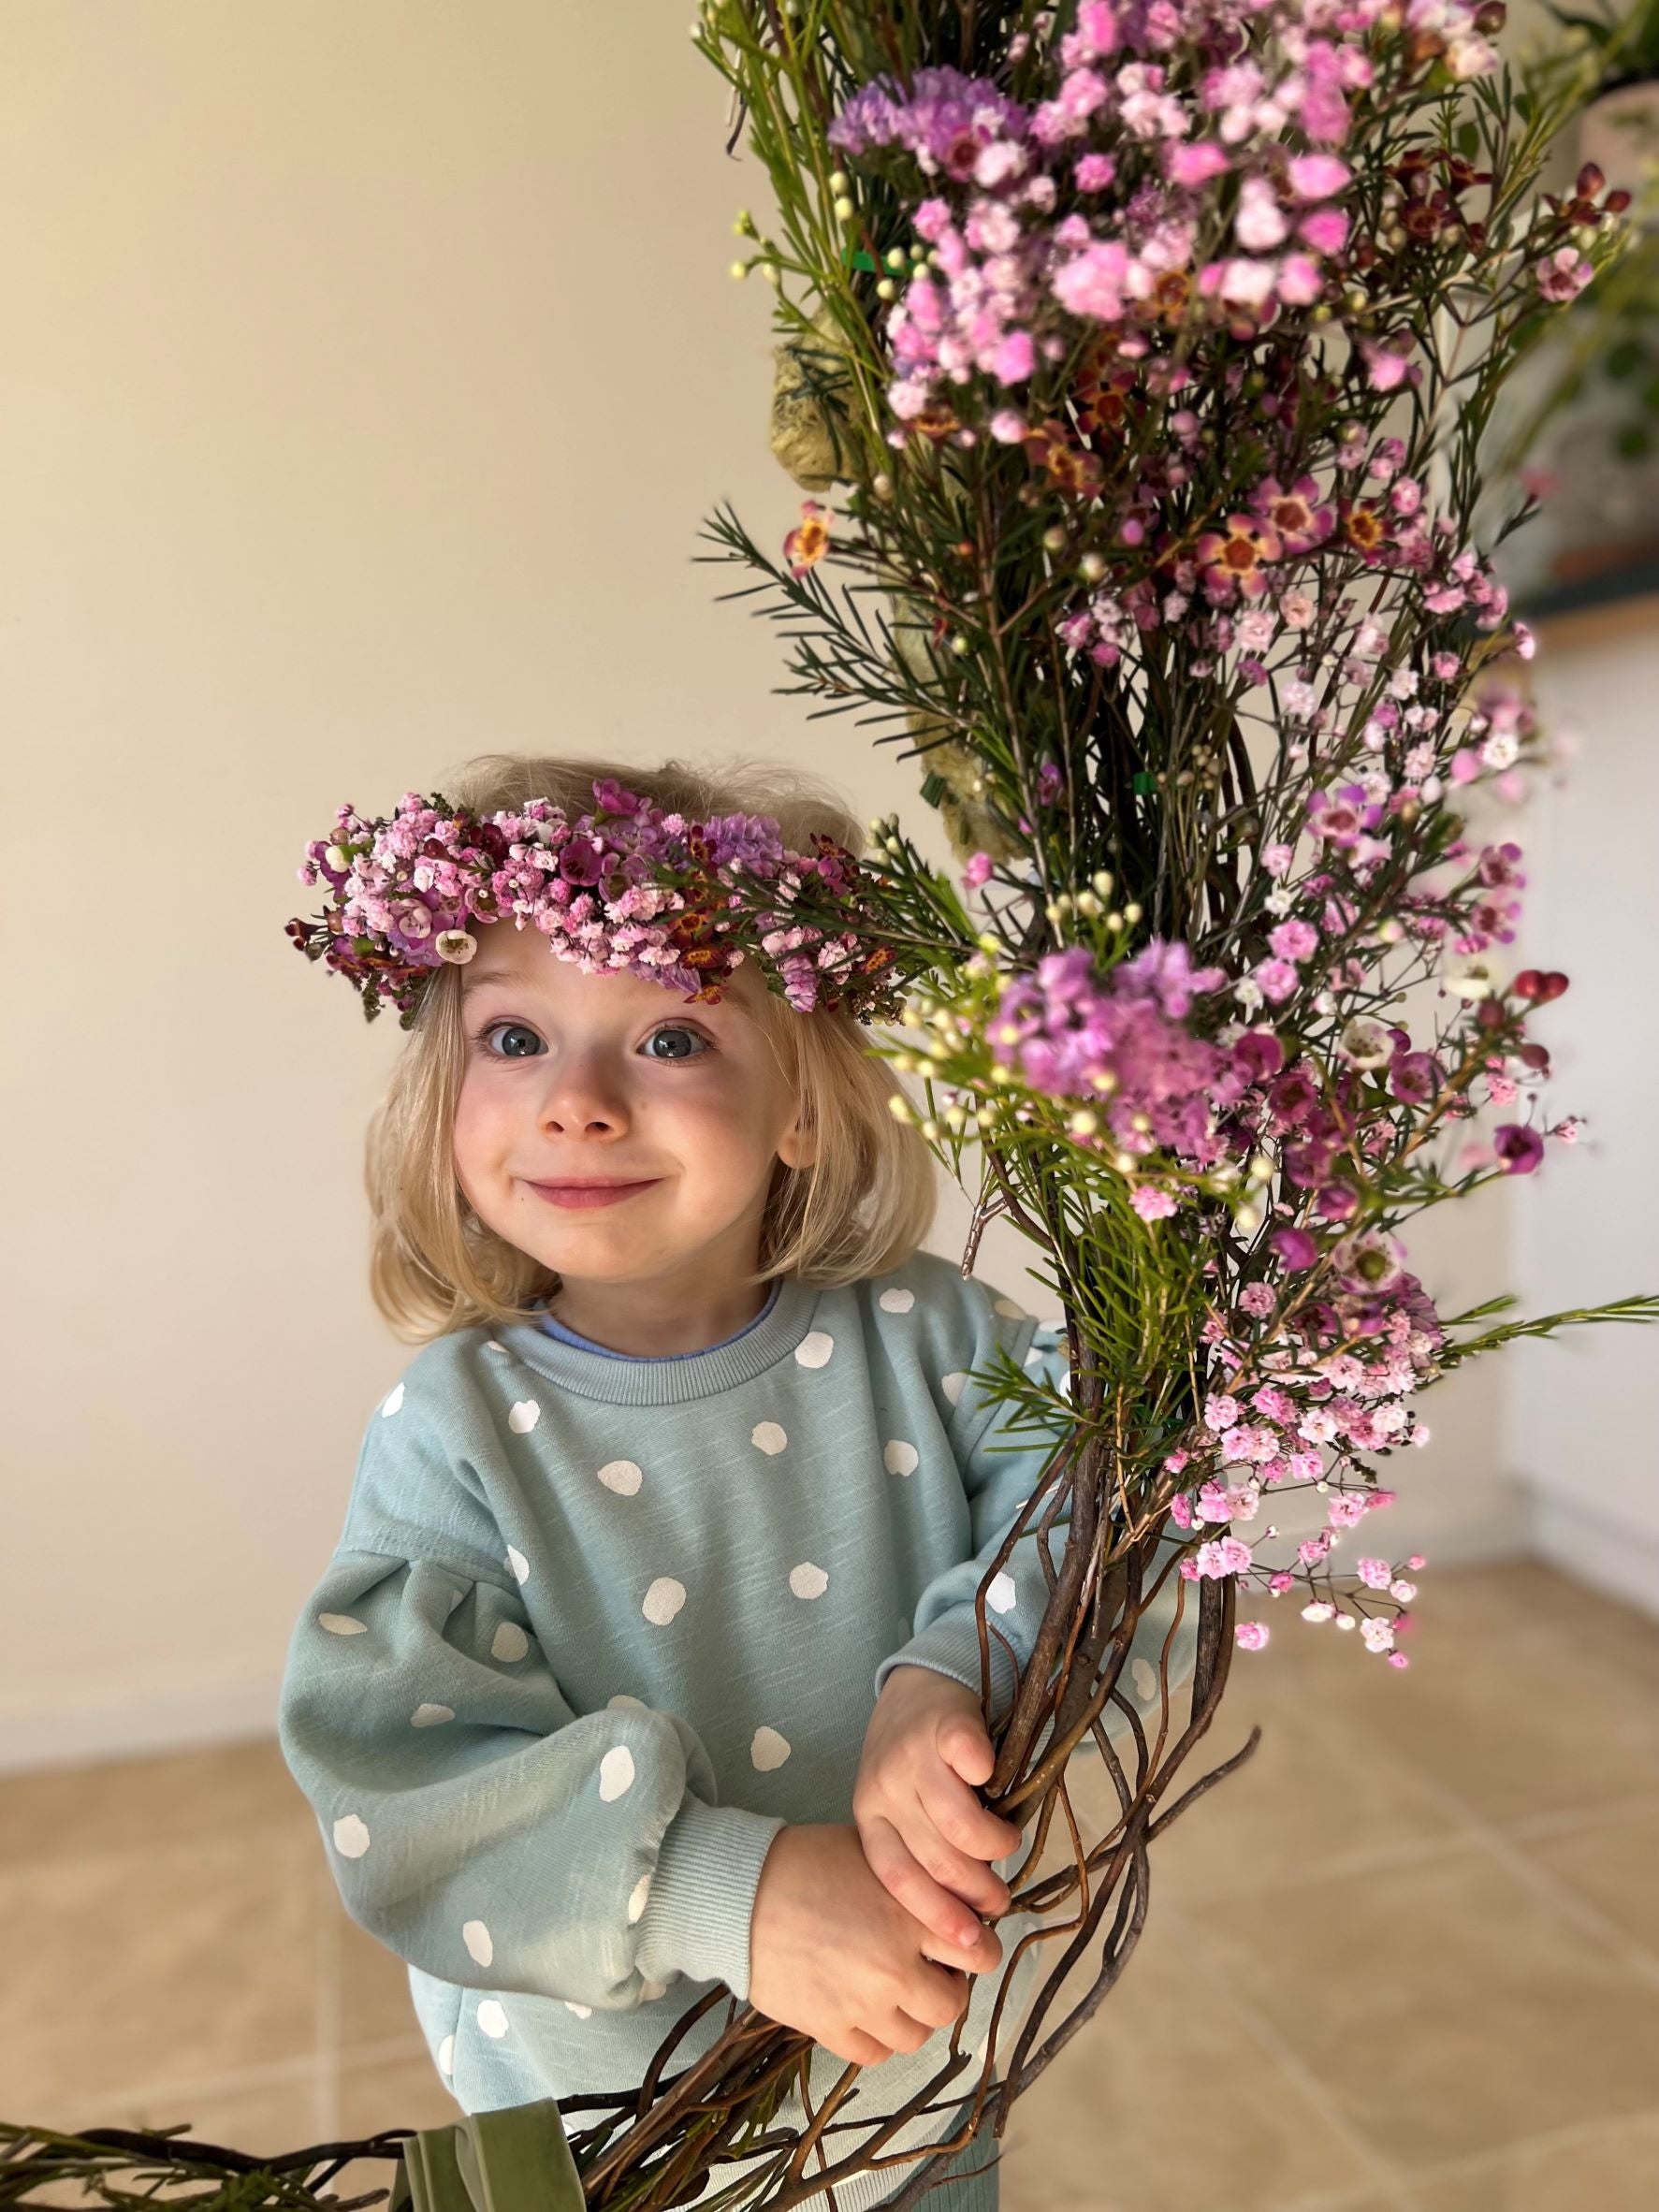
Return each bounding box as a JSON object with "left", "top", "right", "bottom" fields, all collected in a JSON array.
[
  {"left": 491, "top": 1621, "right": 530, "bottom": 1664},
  {"left": 505, "top": 1547, "right": 530, "bottom": 1584},
  {"left": 508, "top": 1400, "right": 541, "bottom": 1433},
  {"left": 319, "top": 1613, "right": 367, "bottom": 1637},
  {"left": 751, "top": 1726, "right": 791, "bottom": 1771},
  {"left": 1131, "top": 1658, "right": 1158, "bottom": 1702},
  {"left": 627, "top": 1872, "right": 651, "bottom": 1924},
  {"left": 789, "top": 1563, "right": 828, "bottom": 1600},
  {"left": 477, "top": 1999, "right": 509, "bottom": 2039},
  {"left": 987, "top": 1571, "right": 1017, "bottom": 1615},
  {"left": 794, "top": 1331, "right": 834, "bottom": 1369},
  {"left": 751, "top": 1421, "right": 787, "bottom": 1455},
  {"left": 598, "top": 1459, "right": 642, "bottom": 1495},
  {"left": 599, "top": 1745, "right": 636, "bottom": 1800},
  {"left": 412, "top": 1703, "right": 455, "bottom": 1727},
  {"left": 994, "top": 1298, "right": 1027, "bottom": 1318},
  {"left": 333, "top": 1813, "right": 371, "bottom": 1858},
  {"left": 380, "top": 1384, "right": 405, "bottom": 1419},
  {"left": 941, "top": 1372, "right": 967, "bottom": 1405},
  {"left": 639, "top": 1978, "right": 668, "bottom": 2003},
  {"left": 883, "top": 1439, "right": 919, "bottom": 1477},
  {"left": 438, "top": 2034, "right": 456, "bottom": 2076},
  {"left": 643, "top": 1577, "right": 685, "bottom": 1626},
  {"left": 463, "top": 1919, "right": 494, "bottom": 1967},
  {"left": 564, "top": 2001, "right": 592, "bottom": 2018},
  {"left": 879, "top": 1287, "right": 914, "bottom": 1313},
  {"left": 608, "top": 1694, "right": 646, "bottom": 1710},
  {"left": 485, "top": 1341, "right": 506, "bottom": 1355}
]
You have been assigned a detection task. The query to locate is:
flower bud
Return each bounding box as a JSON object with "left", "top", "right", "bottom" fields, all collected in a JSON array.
[
  {"left": 1092, "top": 870, "right": 1113, "bottom": 898},
  {"left": 828, "top": 170, "right": 849, "bottom": 194},
  {"left": 887, "top": 1093, "right": 915, "bottom": 1123},
  {"left": 834, "top": 196, "right": 855, "bottom": 222},
  {"left": 1069, "top": 1109, "right": 1099, "bottom": 1136},
  {"left": 1080, "top": 552, "right": 1106, "bottom": 582},
  {"left": 1123, "top": 901, "right": 1142, "bottom": 924}
]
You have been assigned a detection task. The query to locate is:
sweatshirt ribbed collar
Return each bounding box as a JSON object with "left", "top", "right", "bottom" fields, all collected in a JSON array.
[{"left": 494, "top": 1273, "right": 825, "bottom": 1406}]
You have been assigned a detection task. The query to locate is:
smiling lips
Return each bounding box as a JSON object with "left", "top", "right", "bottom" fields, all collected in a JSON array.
[{"left": 526, "top": 1178, "right": 661, "bottom": 1211}]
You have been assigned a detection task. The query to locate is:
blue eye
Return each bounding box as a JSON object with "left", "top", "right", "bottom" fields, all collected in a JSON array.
[
  {"left": 479, "top": 1022, "right": 545, "bottom": 1059},
  {"left": 642, "top": 1026, "right": 710, "bottom": 1063}
]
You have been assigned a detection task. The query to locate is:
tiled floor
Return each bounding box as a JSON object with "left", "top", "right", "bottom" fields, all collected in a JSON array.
[{"left": 5, "top": 1559, "right": 1659, "bottom": 2209}]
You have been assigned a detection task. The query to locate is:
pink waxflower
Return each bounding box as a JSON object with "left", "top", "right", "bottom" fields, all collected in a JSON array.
[
  {"left": 963, "top": 851, "right": 995, "bottom": 888},
  {"left": 1269, "top": 917, "right": 1319, "bottom": 961},
  {"left": 1253, "top": 957, "right": 1300, "bottom": 1003},
  {"left": 1235, "top": 1621, "right": 1270, "bottom": 1650},
  {"left": 1271, "top": 1225, "right": 1318, "bottom": 1271},
  {"left": 1167, "top": 139, "right": 1230, "bottom": 188},
  {"left": 1288, "top": 153, "right": 1352, "bottom": 200},
  {"left": 1493, "top": 1123, "right": 1545, "bottom": 1173},
  {"left": 1536, "top": 247, "right": 1594, "bottom": 304},
  {"left": 1132, "top": 1185, "right": 1180, "bottom": 1220}
]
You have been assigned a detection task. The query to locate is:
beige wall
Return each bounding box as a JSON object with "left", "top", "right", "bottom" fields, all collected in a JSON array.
[{"left": 2, "top": 2, "right": 1530, "bottom": 1774}]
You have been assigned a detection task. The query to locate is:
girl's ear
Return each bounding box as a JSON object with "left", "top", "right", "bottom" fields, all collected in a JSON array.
[{"left": 777, "top": 1105, "right": 817, "bottom": 1172}]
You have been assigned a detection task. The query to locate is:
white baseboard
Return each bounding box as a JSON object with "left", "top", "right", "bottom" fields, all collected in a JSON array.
[{"left": 0, "top": 1671, "right": 282, "bottom": 1779}]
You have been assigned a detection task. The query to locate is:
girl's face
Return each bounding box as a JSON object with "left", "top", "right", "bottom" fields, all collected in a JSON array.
[{"left": 451, "top": 919, "right": 811, "bottom": 1302}]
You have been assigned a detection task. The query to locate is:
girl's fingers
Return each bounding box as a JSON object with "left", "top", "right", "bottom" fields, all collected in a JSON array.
[
  {"left": 861, "top": 1814, "right": 1003, "bottom": 1960},
  {"left": 920, "top": 1765, "right": 1025, "bottom": 1874}
]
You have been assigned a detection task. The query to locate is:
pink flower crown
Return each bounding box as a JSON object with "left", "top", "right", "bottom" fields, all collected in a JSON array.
[{"left": 285, "top": 777, "right": 903, "bottom": 1028}]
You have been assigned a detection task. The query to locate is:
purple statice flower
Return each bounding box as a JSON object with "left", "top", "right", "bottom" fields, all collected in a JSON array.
[
  {"left": 828, "top": 65, "right": 1029, "bottom": 181},
  {"left": 989, "top": 939, "right": 1239, "bottom": 1163}
]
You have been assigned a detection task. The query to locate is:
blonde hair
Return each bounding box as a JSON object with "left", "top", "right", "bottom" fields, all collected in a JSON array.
[{"left": 365, "top": 751, "right": 939, "bottom": 1342}]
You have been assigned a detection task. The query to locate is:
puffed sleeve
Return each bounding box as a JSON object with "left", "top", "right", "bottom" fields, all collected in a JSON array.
[
  {"left": 279, "top": 1528, "right": 786, "bottom": 2011},
  {"left": 873, "top": 1307, "right": 1200, "bottom": 1748}
]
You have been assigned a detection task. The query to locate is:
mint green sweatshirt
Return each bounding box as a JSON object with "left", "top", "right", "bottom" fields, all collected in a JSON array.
[{"left": 277, "top": 1248, "right": 1198, "bottom": 2210}]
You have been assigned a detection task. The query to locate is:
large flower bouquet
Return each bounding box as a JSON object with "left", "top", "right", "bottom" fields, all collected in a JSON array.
[
  {"left": 12, "top": 7, "right": 1658, "bottom": 2212},
  {"left": 553, "top": 2, "right": 1659, "bottom": 2206}
]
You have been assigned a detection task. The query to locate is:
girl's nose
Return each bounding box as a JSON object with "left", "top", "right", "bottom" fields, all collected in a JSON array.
[{"left": 534, "top": 1052, "right": 630, "bottom": 1135}]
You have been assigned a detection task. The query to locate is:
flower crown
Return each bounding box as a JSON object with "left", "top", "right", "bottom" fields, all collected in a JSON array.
[{"left": 285, "top": 777, "right": 902, "bottom": 1028}]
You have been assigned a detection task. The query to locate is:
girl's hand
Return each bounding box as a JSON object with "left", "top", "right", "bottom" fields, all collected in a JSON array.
[{"left": 851, "top": 1666, "right": 1025, "bottom": 1965}]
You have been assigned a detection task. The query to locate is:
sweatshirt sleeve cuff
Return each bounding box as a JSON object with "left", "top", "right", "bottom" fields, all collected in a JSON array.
[
  {"left": 873, "top": 1605, "right": 1022, "bottom": 1730},
  {"left": 634, "top": 1791, "right": 788, "bottom": 2002}
]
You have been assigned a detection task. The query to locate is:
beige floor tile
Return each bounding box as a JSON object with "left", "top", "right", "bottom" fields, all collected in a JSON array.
[
  {"left": 327, "top": 1871, "right": 429, "bottom": 2050},
  {"left": 990, "top": 1893, "right": 1390, "bottom": 2212},
  {"left": 1251, "top": 1588, "right": 1659, "bottom": 1831},
  {"left": 1178, "top": 1844, "right": 1659, "bottom": 2175},
  {"left": 0, "top": 1826, "right": 320, "bottom": 2113},
  {"left": 1058, "top": 1673, "right": 1473, "bottom": 1911},
  {"left": 337, "top": 2048, "right": 464, "bottom": 2137},
  {"left": 0, "top": 1738, "right": 314, "bottom": 1870},
  {"left": 1408, "top": 2110, "right": 1659, "bottom": 2211},
  {"left": 1514, "top": 1800, "right": 1659, "bottom": 1959}
]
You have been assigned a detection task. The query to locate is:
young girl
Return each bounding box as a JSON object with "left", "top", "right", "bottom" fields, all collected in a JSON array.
[{"left": 277, "top": 750, "right": 1197, "bottom": 2212}]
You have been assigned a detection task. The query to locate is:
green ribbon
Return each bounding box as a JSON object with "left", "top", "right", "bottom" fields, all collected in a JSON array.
[{"left": 389, "top": 2099, "right": 585, "bottom": 2212}]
